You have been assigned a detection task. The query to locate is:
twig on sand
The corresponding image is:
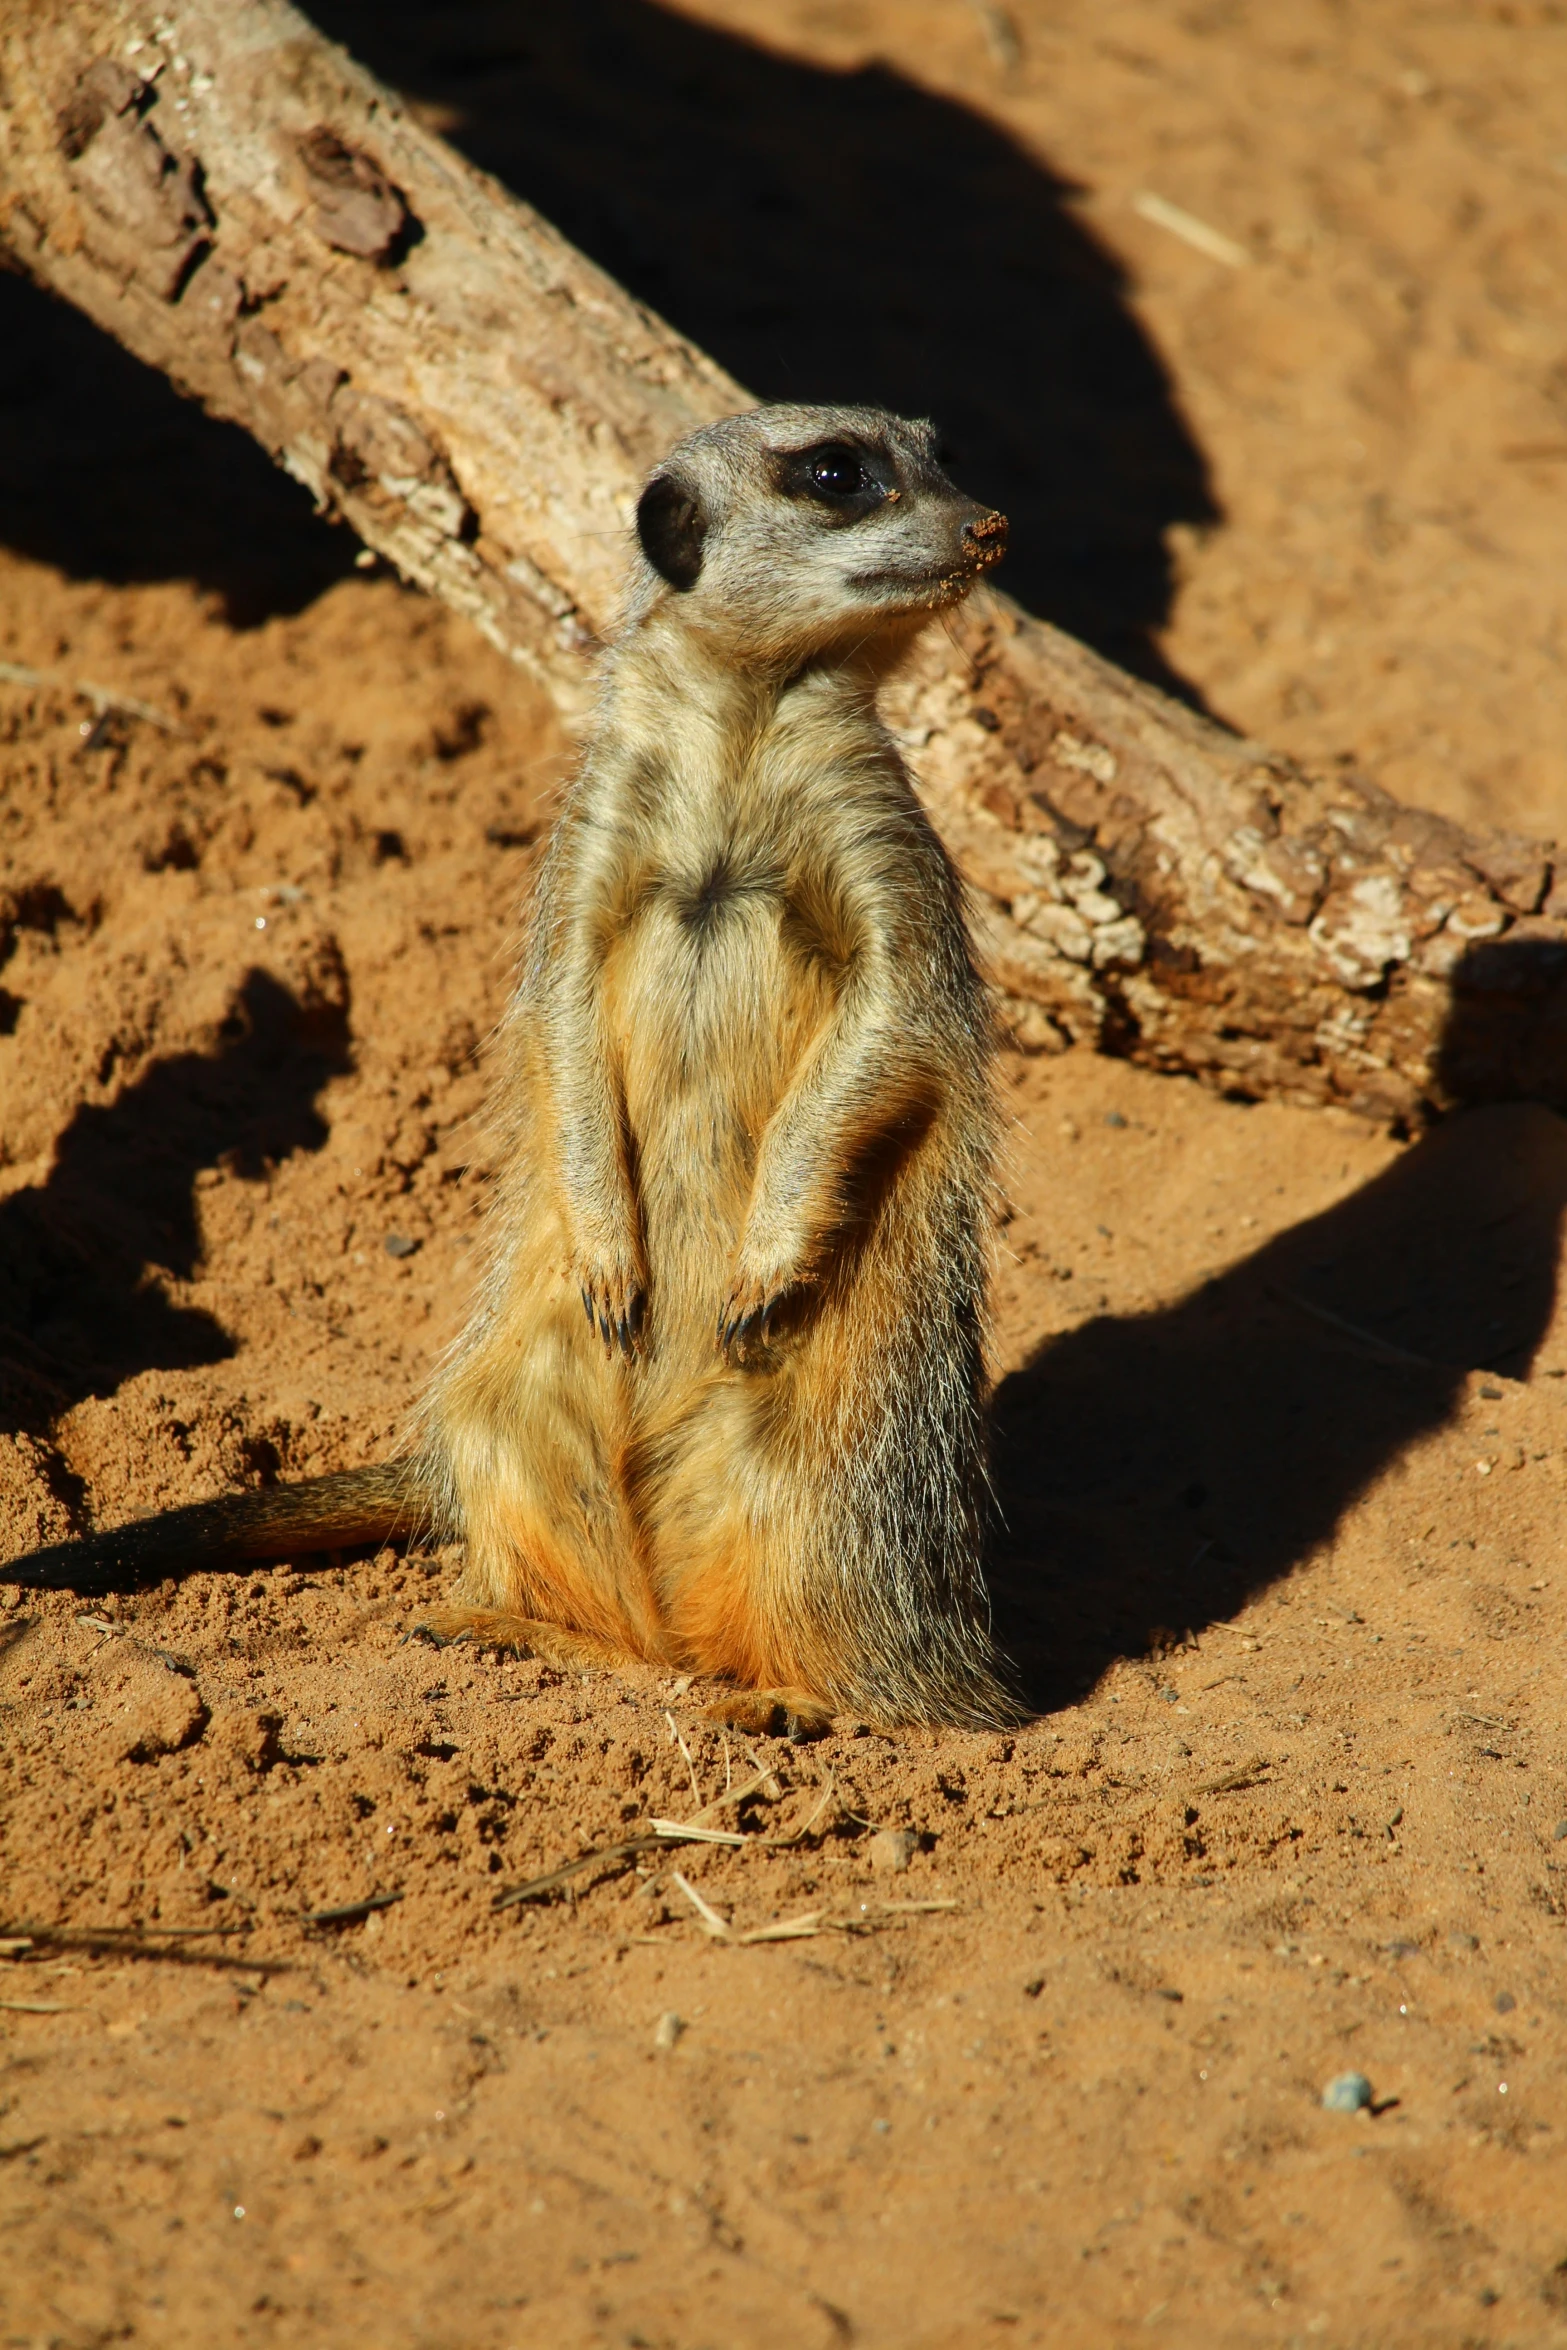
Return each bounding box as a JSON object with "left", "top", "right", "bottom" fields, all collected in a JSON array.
[
  {"left": 0, "top": 660, "right": 188, "bottom": 734},
  {"left": 491, "top": 1763, "right": 835, "bottom": 1914},
  {"left": 0, "top": 1919, "right": 285, "bottom": 1973},
  {"left": 3, "top": 1920, "right": 253, "bottom": 1947},
  {"left": 1131, "top": 189, "right": 1249, "bottom": 268},
  {"left": 669, "top": 1874, "right": 959, "bottom": 1947},
  {"left": 651, "top": 1768, "right": 836, "bottom": 1850},
  {"left": 299, "top": 1892, "right": 404, "bottom": 1929},
  {"left": 1271, "top": 1285, "right": 1438, "bottom": 1370},
  {"left": 492, "top": 1836, "right": 664, "bottom": 1913},
  {"left": 663, "top": 1709, "right": 704, "bottom": 1809},
  {"left": 0, "top": 659, "right": 191, "bottom": 737},
  {"left": 670, "top": 1871, "right": 731, "bottom": 1939}
]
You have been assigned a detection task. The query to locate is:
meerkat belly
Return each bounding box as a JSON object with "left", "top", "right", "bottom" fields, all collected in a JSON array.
[{"left": 606, "top": 878, "right": 833, "bottom": 1333}]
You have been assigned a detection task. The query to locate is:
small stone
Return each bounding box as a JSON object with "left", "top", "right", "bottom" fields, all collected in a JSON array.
[
  {"left": 1103, "top": 1110, "right": 1128, "bottom": 1129},
  {"left": 868, "top": 1827, "right": 918, "bottom": 1875},
  {"left": 1552, "top": 1819, "right": 1567, "bottom": 1842},
  {"left": 1321, "top": 2072, "right": 1373, "bottom": 2114},
  {"left": 1386, "top": 1940, "right": 1421, "bottom": 1960},
  {"left": 653, "top": 2011, "right": 684, "bottom": 2053},
  {"left": 384, "top": 1232, "right": 420, "bottom": 1259},
  {"left": 1158, "top": 1686, "right": 1180, "bottom": 1704},
  {"left": 1494, "top": 1990, "right": 1517, "bottom": 2014},
  {"left": 1448, "top": 1930, "right": 1480, "bottom": 1953}
]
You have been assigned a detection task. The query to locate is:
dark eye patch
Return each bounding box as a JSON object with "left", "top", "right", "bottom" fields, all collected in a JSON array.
[{"left": 773, "top": 439, "right": 892, "bottom": 518}]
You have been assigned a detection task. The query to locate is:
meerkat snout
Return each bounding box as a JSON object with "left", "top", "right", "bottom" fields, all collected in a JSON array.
[
  {"left": 962, "top": 508, "right": 1009, "bottom": 568},
  {"left": 631, "top": 403, "right": 1008, "bottom": 663}
]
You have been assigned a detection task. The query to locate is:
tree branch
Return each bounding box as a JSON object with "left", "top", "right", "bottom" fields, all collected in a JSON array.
[{"left": 5, "top": 0, "right": 1563, "bottom": 1124}]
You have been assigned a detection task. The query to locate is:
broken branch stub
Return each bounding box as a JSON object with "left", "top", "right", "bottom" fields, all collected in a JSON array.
[{"left": 4, "top": 0, "right": 1564, "bottom": 1124}]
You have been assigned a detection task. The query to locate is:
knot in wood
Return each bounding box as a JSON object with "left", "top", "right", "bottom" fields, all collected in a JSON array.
[
  {"left": 57, "top": 60, "right": 211, "bottom": 301},
  {"left": 298, "top": 127, "right": 414, "bottom": 264}
]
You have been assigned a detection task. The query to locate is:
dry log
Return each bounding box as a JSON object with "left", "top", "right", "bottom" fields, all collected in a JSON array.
[{"left": 4, "top": 0, "right": 1565, "bottom": 1126}]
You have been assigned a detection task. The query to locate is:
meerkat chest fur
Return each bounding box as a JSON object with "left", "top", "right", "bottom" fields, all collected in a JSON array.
[{"left": 574, "top": 645, "right": 932, "bottom": 1299}]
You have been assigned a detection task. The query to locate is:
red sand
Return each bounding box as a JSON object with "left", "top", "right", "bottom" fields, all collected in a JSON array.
[{"left": 5, "top": 4, "right": 1567, "bottom": 2342}]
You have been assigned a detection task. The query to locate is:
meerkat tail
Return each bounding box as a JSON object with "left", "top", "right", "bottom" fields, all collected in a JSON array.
[{"left": 4, "top": 1461, "right": 433, "bottom": 1596}]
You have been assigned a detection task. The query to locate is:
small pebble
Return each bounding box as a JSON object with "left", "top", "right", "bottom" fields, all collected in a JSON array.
[
  {"left": 384, "top": 1233, "right": 420, "bottom": 1259},
  {"left": 1553, "top": 1819, "right": 1567, "bottom": 1842},
  {"left": 1321, "top": 2072, "right": 1373, "bottom": 2114},
  {"left": 868, "top": 1827, "right": 918, "bottom": 1876},
  {"left": 1494, "top": 1991, "right": 1516, "bottom": 2014},
  {"left": 1103, "top": 1110, "right": 1128, "bottom": 1129},
  {"left": 1447, "top": 1931, "right": 1479, "bottom": 1953},
  {"left": 1158, "top": 1686, "right": 1180, "bottom": 1704},
  {"left": 1386, "top": 1940, "right": 1421, "bottom": 1960},
  {"left": 653, "top": 2011, "right": 684, "bottom": 2053}
]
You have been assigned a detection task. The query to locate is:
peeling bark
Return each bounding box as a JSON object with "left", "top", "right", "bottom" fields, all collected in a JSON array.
[{"left": 4, "top": 0, "right": 1564, "bottom": 1125}]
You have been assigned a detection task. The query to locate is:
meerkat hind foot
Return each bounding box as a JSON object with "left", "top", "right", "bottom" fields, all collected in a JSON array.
[
  {"left": 703, "top": 1686, "right": 835, "bottom": 1741},
  {"left": 414, "top": 1605, "right": 646, "bottom": 1677}
]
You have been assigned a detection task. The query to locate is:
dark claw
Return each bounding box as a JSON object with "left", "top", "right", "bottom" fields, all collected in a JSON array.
[
  {"left": 413, "top": 1620, "right": 469, "bottom": 1650},
  {"left": 615, "top": 1313, "right": 631, "bottom": 1358},
  {"left": 627, "top": 1292, "right": 645, "bottom": 1344},
  {"left": 721, "top": 1302, "right": 767, "bottom": 1353},
  {"left": 597, "top": 1307, "right": 612, "bottom": 1347},
  {"left": 581, "top": 1287, "right": 595, "bottom": 1328}
]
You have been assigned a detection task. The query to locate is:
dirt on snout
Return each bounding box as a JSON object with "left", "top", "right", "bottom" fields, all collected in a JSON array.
[{"left": 5, "top": 3, "right": 1567, "bottom": 2345}]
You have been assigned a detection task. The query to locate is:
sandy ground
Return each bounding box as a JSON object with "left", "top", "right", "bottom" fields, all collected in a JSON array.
[{"left": 4, "top": 3, "right": 1567, "bottom": 2345}]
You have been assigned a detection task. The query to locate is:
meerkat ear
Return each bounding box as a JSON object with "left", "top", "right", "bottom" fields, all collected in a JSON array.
[{"left": 636, "top": 473, "right": 707, "bottom": 591}]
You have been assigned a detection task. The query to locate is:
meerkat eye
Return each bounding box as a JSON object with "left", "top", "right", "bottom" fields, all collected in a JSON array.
[
  {"left": 774, "top": 440, "right": 888, "bottom": 514},
  {"left": 809, "top": 447, "right": 868, "bottom": 497}
]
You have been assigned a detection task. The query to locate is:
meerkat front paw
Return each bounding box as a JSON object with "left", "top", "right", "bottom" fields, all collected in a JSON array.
[
  {"left": 716, "top": 1268, "right": 782, "bottom": 1356},
  {"left": 716, "top": 1249, "right": 811, "bottom": 1358},
  {"left": 575, "top": 1258, "right": 647, "bottom": 1360},
  {"left": 703, "top": 1686, "right": 836, "bottom": 1740}
]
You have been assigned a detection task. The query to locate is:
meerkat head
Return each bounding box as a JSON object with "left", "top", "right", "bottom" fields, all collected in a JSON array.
[{"left": 629, "top": 404, "right": 1007, "bottom": 668}]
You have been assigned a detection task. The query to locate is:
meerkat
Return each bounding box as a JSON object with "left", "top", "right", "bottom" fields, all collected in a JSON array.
[{"left": 11, "top": 404, "right": 1017, "bottom": 1733}]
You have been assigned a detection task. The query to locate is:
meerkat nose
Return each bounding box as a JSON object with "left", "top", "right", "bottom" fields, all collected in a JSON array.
[{"left": 962, "top": 509, "right": 1009, "bottom": 567}]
